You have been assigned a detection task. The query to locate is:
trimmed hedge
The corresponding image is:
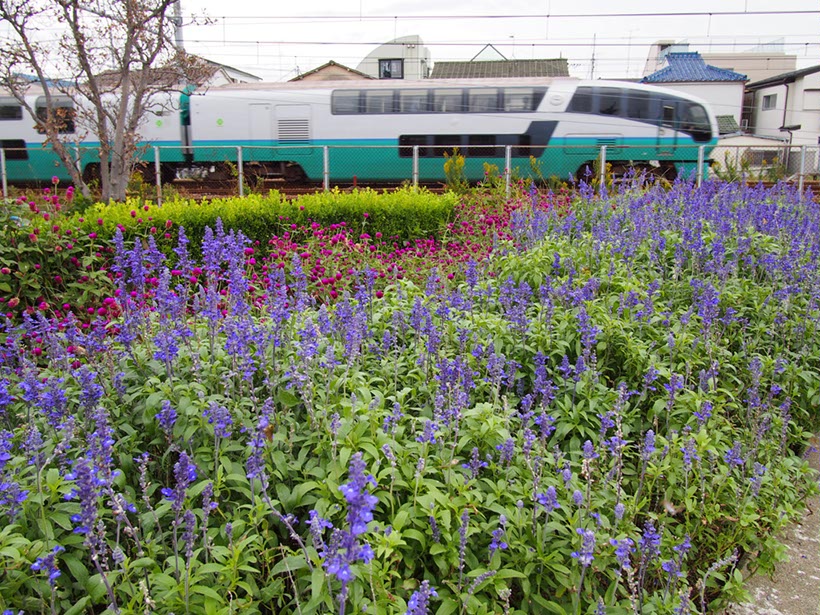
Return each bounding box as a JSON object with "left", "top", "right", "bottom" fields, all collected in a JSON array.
[{"left": 71, "top": 187, "right": 458, "bottom": 252}]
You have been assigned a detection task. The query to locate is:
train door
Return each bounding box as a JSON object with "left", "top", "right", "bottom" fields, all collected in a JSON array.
[
  {"left": 249, "top": 104, "right": 274, "bottom": 143},
  {"left": 657, "top": 101, "right": 678, "bottom": 157}
]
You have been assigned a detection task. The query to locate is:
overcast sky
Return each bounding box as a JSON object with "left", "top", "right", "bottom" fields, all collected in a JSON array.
[{"left": 178, "top": 0, "right": 818, "bottom": 81}]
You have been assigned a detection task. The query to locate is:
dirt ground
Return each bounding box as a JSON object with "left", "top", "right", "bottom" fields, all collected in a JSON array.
[{"left": 721, "top": 437, "right": 820, "bottom": 615}]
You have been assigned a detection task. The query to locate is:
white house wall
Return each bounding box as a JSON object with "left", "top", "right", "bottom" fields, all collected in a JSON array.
[{"left": 752, "top": 74, "right": 820, "bottom": 146}]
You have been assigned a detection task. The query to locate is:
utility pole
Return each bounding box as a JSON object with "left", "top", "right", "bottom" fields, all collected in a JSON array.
[
  {"left": 590, "top": 34, "right": 596, "bottom": 79},
  {"left": 173, "top": 0, "right": 184, "bottom": 51}
]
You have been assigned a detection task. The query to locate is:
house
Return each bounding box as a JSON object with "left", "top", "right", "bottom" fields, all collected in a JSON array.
[
  {"left": 745, "top": 65, "right": 820, "bottom": 147},
  {"left": 355, "top": 35, "right": 432, "bottom": 80},
  {"left": 643, "top": 40, "right": 796, "bottom": 85},
  {"left": 641, "top": 52, "right": 747, "bottom": 133},
  {"left": 289, "top": 61, "right": 373, "bottom": 82}
]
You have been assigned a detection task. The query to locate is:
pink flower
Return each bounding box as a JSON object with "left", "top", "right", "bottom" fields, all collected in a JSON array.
[{"left": 51, "top": 176, "right": 59, "bottom": 185}]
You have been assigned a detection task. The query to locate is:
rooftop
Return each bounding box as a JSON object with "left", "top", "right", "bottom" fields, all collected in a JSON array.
[
  {"left": 642, "top": 52, "right": 747, "bottom": 84},
  {"left": 429, "top": 59, "right": 569, "bottom": 79}
]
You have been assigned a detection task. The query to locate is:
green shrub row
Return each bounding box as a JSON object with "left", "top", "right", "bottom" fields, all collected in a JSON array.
[{"left": 73, "top": 187, "right": 458, "bottom": 251}]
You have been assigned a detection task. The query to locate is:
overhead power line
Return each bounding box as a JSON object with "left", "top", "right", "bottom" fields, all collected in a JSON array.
[{"left": 199, "top": 10, "right": 820, "bottom": 21}]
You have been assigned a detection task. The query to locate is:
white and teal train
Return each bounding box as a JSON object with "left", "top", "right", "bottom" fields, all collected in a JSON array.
[{"left": 0, "top": 77, "right": 718, "bottom": 185}]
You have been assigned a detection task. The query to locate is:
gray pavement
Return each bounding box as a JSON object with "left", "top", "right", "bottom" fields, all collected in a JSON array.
[{"left": 722, "top": 437, "right": 820, "bottom": 615}]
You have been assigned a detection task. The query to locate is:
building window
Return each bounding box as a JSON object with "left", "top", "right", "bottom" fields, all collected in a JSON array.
[
  {"left": 762, "top": 94, "right": 777, "bottom": 110},
  {"left": 379, "top": 59, "right": 404, "bottom": 79}
]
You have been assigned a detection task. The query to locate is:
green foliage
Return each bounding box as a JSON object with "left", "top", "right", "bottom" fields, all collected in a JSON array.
[
  {"left": 0, "top": 183, "right": 818, "bottom": 614},
  {"left": 443, "top": 148, "right": 469, "bottom": 194},
  {"left": 75, "top": 187, "right": 457, "bottom": 253}
]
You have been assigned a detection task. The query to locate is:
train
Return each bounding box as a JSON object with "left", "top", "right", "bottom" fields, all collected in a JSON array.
[{"left": 0, "top": 77, "right": 719, "bottom": 186}]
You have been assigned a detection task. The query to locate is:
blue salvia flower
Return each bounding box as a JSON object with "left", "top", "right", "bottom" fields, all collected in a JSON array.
[
  {"left": 534, "top": 486, "right": 560, "bottom": 514},
  {"left": 156, "top": 400, "right": 177, "bottom": 436},
  {"left": 428, "top": 506, "right": 441, "bottom": 543},
  {"left": 682, "top": 437, "right": 700, "bottom": 468},
  {"left": 489, "top": 516, "right": 508, "bottom": 555},
  {"left": 610, "top": 537, "right": 635, "bottom": 570},
  {"left": 582, "top": 440, "right": 599, "bottom": 460},
  {"left": 31, "top": 545, "right": 65, "bottom": 586},
  {"left": 642, "top": 430, "right": 656, "bottom": 461},
  {"left": 308, "top": 510, "right": 333, "bottom": 551},
  {"left": 318, "top": 453, "right": 377, "bottom": 612},
  {"left": 639, "top": 520, "right": 662, "bottom": 561},
  {"left": 462, "top": 447, "right": 488, "bottom": 480},
  {"left": 415, "top": 419, "right": 438, "bottom": 445},
  {"left": 161, "top": 451, "right": 197, "bottom": 513},
  {"left": 405, "top": 580, "right": 437, "bottom": 615},
  {"left": 724, "top": 442, "right": 745, "bottom": 468},
  {"left": 339, "top": 453, "right": 378, "bottom": 538},
  {"left": 182, "top": 509, "right": 197, "bottom": 560},
  {"left": 693, "top": 401, "right": 713, "bottom": 426},
  {"left": 614, "top": 502, "right": 625, "bottom": 521},
  {"left": 571, "top": 528, "right": 596, "bottom": 567},
  {"left": 572, "top": 490, "right": 584, "bottom": 506},
  {"left": 204, "top": 402, "right": 233, "bottom": 439},
  {"left": 496, "top": 438, "right": 515, "bottom": 466}
]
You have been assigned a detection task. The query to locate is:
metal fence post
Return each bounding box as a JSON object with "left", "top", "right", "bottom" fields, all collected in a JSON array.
[
  {"left": 412, "top": 145, "right": 419, "bottom": 189},
  {"left": 505, "top": 145, "right": 512, "bottom": 199},
  {"left": 697, "top": 145, "right": 705, "bottom": 188},
  {"left": 0, "top": 149, "right": 7, "bottom": 200},
  {"left": 237, "top": 146, "right": 244, "bottom": 197},
  {"left": 154, "top": 146, "right": 162, "bottom": 205},
  {"left": 323, "top": 146, "right": 330, "bottom": 192},
  {"left": 599, "top": 145, "right": 607, "bottom": 193},
  {"left": 798, "top": 145, "right": 806, "bottom": 194}
]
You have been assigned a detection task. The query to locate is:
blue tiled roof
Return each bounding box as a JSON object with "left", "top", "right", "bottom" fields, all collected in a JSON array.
[{"left": 642, "top": 52, "right": 747, "bottom": 83}]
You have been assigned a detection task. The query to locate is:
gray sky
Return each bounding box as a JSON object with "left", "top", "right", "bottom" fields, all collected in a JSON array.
[{"left": 179, "top": 0, "right": 819, "bottom": 81}]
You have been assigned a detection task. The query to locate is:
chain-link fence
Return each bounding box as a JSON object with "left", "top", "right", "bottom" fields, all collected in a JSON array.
[{"left": 2, "top": 143, "right": 819, "bottom": 201}]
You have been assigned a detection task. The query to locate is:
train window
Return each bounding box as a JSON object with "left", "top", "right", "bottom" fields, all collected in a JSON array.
[
  {"left": 331, "top": 91, "right": 361, "bottom": 114},
  {"left": 0, "top": 139, "right": 28, "bottom": 160},
  {"left": 0, "top": 99, "right": 22, "bottom": 121},
  {"left": 598, "top": 88, "right": 622, "bottom": 116},
  {"left": 661, "top": 103, "right": 677, "bottom": 129},
  {"left": 34, "top": 97, "right": 75, "bottom": 134},
  {"left": 627, "top": 91, "right": 653, "bottom": 121},
  {"left": 504, "top": 88, "right": 541, "bottom": 112},
  {"left": 567, "top": 87, "right": 593, "bottom": 113},
  {"left": 399, "top": 135, "right": 429, "bottom": 158},
  {"left": 433, "top": 89, "right": 464, "bottom": 113},
  {"left": 433, "top": 135, "right": 460, "bottom": 157},
  {"left": 399, "top": 90, "right": 429, "bottom": 113},
  {"left": 468, "top": 135, "right": 500, "bottom": 157},
  {"left": 514, "top": 134, "right": 532, "bottom": 157},
  {"left": 469, "top": 89, "right": 500, "bottom": 113},
  {"left": 364, "top": 90, "right": 395, "bottom": 114},
  {"left": 680, "top": 102, "right": 712, "bottom": 142}
]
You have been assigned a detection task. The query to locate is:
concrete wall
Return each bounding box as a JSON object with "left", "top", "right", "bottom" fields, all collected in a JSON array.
[
  {"left": 356, "top": 36, "right": 432, "bottom": 81},
  {"left": 700, "top": 52, "right": 796, "bottom": 84}
]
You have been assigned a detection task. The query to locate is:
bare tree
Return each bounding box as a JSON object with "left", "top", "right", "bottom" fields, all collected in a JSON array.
[{"left": 0, "top": 0, "right": 209, "bottom": 201}]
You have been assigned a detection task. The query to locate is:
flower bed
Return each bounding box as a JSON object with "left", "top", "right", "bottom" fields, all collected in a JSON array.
[{"left": 0, "top": 179, "right": 817, "bottom": 614}]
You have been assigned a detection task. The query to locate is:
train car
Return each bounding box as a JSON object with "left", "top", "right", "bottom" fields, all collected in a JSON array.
[
  {"left": 0, "top": 90, "right": 183, "bottom": 185},
  {"left": 0, "top": 77, "right": 718, "bottom": 186},
  {"left": 185, "top": 77, "right": 719, "bottom": 183}
]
